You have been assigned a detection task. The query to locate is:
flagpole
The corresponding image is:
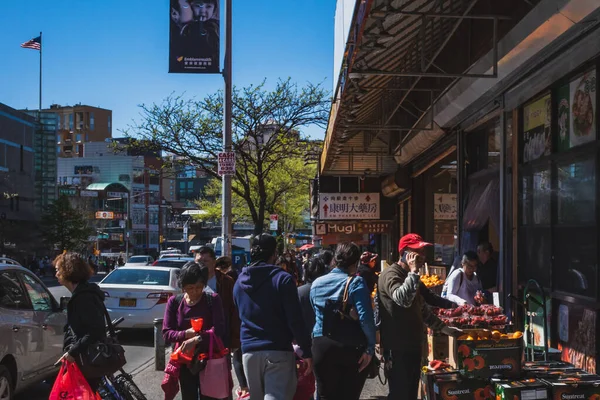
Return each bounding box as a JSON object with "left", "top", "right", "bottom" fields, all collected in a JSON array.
[{"left": 38, "top": 31, "right": 42, "bottom": 114}]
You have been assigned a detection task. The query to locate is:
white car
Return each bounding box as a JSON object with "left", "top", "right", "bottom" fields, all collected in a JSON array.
[
  {"left": 0, "top": 263, "right": 67, "bottom": 399},
  {"left": 124, "top": 255, "right": 154, "bottom": 267},
  {"left": 100, "top": 267, "right": 180, "bottom": 329}
]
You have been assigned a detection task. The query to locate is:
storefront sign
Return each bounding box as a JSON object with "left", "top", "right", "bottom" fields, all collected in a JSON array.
[
  {"left": 522, "top": 94, "right": 551, "bottom": 163},
  {"left": 558, "top": 303, "right": 596, "bottom": 373},
  {"left": 321, "top": 233, "right": 368, "bottom": 246},
  {"left": 218, "top": 152, "right": 236, "bottom": 176},
  {"left": 558, "top": 69, "right": 596, "bottom": 151},
  {"left": 107, "top": 191, "right": 127, "bottom": 199},
  {"left": 79, "top": 190, "right": 98, "bottom": 197},
  {"left": 168, "top": 2, "right": 220, "bottom": 74},
  {"left": 319, "top": 193, "right": 380, "bottom": 220},
  {"left": 315, "top": 221, "right": 391, "bottom": 235},
  {"left": 95, "top": 211, "right": 114, "bottom": 220},
  {"left": 433, "top": 194, "right": 457, "bottom": 220},
  {"left": 59, "top": 188, "right": 77, "bottom": 197}
]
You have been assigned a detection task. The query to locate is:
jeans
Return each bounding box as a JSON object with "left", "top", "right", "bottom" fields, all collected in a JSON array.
[
  {"left": 242, "top": 350, "right": 297, "bottom": 400},
  {"left": 179, "top": 364, "right": 219, "bottom": 400},
  {"left": 387, "top": 349, "right": 422, "bottom": 400},
  {"left": 233, "top": 348, "right": 248, "bottom": 389},
  {"left": 312, "top": 336, "right": 368, "bottom": 400}
]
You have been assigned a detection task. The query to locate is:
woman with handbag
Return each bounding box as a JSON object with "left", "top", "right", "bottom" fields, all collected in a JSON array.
[
  {"left": 55, "top": 252, "right": 109, "bottom": 392},
  {"left": 163, "top": 261, "right": 226, "bottom": 400},
  {"left": 309, "top": 242, "right": 376, "bottom": 400}
]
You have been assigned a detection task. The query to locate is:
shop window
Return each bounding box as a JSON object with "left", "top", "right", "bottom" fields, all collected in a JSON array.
[
  {"left": 557, "top": 158, "right": 595, "bottom": 224},
  {"left": 552, "top": 226, "right": 597, "bottom": 298},
  {"left": 518, "top": 227, "right": 551, "bottom": 289},
  {"left": 532, "top": 168, "right": 551, "bottom": 226}
]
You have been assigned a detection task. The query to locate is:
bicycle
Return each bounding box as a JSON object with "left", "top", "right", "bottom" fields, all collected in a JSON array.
[{"left": 56, "top": 316, "right": 147, "bottom": 400}]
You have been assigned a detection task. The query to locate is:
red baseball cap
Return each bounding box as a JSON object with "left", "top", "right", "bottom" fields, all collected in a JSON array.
[{"left": 398, "top": 233, "right": 432, "bottom": 252}]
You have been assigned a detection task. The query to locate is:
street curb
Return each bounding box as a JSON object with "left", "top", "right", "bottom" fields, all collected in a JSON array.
[{"left": 130, "top": 349, "right": 171, "bottom": 377}]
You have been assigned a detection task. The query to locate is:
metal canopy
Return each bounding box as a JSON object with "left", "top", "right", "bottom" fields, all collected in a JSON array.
[{"left": 322, "top": 0, "right": 536, "bottom": 176}]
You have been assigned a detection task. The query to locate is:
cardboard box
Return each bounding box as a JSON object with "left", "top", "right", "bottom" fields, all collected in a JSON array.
[
  {"left": 430, "top": 372, "right": 494, "bottom": 400},
  {"left": 493, "top": 378, "right": 550, "bottom": 400},
  {"left": 449, "top": 329, "right": 523, "bottom": 379},
  {"left": 544, "top": 379, "right": 600, "bottom": 400},
  {"left": 421, "top": 368, "right": 457, "bottom": 400},
  {"left": 428, "top": 330, "right": 449, "bottom": 362}
]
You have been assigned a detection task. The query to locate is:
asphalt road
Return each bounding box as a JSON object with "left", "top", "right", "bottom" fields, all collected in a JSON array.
[{"left": 14, "top": 274, "right": 157, "bottom": 399}]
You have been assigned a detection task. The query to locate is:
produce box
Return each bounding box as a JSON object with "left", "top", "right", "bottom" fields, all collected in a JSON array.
[
  {"left": 428, "top": 329, "right": 449, "bottom": 361},
  {"left": 544, "top": 379, "right": 600, "bottom": 400},
  {"left": 449, "top": 329, "right": 523, "bottom": 379},
  {"left": 429, "top": 372, "right": 494, "bottom": 400},
  {"left": 493, "top": 378, "right": 550, "bottom": 399},
  {"left": 421, "top": 367, "right": 457, "bottom": 400}
]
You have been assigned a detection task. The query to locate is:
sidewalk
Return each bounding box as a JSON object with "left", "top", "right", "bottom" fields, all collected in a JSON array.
[{"left": 130, "top": 354, "right": 388, "bottom": 399}]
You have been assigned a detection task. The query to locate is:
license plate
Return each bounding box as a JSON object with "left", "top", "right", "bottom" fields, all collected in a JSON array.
[{"left": 119, "top": 298, "right": 136, "bottom": 307}]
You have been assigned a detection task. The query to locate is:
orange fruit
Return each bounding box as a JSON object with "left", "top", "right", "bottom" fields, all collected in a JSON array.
[
  {"left": 512, "top": 331, "right": 523, "bottom": 339},
  {"left": 491, "top": 331, "right": 501, "bottom": 341}
]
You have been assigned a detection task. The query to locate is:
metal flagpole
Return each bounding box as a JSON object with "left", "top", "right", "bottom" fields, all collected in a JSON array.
[
  {"left": 38, "top": 31, "right": 42, "bottom": 114},
  {"left": 222, "top": 0, "right": 233, "bottom": 258}
]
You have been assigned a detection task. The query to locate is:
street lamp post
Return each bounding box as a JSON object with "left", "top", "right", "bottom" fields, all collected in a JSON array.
[{"left": 222, "top": 0, "right": 233, "bottom": 258}]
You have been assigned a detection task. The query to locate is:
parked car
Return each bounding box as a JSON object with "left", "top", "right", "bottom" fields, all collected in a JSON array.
[
  {"left": 152, "top": 256, "right": 194, "bottom": 268},
  {"left": 100, "top": 267, "right": 180, "bottom": 329},
  {"left": 0, "top": 262, "right": 67, "bottom": 399},
  {"left": 159, "top": 248, "right": 182, "bottom": 259},
  {"left": 124, "top": 255, "right": 154, "bottom": 267}
]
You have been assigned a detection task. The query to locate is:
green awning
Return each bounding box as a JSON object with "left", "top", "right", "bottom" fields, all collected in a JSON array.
[{"left": 86, "top": 182, "right": 127, "bottom": 191}]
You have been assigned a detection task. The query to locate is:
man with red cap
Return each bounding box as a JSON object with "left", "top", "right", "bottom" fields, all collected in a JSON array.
[{"left": 378, "top": 233, "right": 461, "bottom": 400}]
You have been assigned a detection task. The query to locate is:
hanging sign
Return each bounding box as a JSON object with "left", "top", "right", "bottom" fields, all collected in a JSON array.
[
  {"left": 95, "top": 211, "right": 114, "bottom": 220},
  {"left": 168, "top": 1, "right": 220, "bottom": 73},
  {"left": 218, "top": 152, "right": 236, "bottom": 176},
  {"left": 269, "top": 214, "right": 278, "bottom": 231},
  {"left": 318, "top": 193, "right": 380, "bottom": 220},
  {"left": 433, "top": 194, "right": 457, "bottom": 220}
]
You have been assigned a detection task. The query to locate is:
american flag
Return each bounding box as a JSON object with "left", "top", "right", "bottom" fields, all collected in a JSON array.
[{"left": 21, "top": 36, "right": 41, "bottom": 51}]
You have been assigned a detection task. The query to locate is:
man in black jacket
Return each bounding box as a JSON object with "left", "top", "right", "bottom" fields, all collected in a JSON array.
[{"left": 378, "top": 234, "right": 461, "bottom": 400}]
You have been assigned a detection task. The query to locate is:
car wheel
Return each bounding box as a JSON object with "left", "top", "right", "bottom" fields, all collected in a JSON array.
[{"left": 0, "top": 365, "right": 13, "bottom": 400}]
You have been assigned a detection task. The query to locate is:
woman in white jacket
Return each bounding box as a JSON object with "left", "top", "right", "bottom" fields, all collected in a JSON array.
[{"left": 443, "top": 251, "right": 482, "bottom": 306}]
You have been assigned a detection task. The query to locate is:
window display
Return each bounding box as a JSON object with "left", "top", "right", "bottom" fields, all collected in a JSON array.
[{"left": 557, "top": 158, "right": 595, "bottom": 224}]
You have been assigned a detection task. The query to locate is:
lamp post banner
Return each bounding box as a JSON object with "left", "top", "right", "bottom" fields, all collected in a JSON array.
[{"left": 168, "top": 0, "right": 220, "bottom": 74}]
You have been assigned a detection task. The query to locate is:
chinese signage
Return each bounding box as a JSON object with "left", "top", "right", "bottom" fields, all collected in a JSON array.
[
  {"left": 168, "top": 1, "right": 220, "bottom": 74},
  {"left": 315, "top": 221, "right": 391, "bottom": 235},
  {"left": 558, "top": 69, "right": 596, "bottom": 151},
  {"left": 79, "top": 190, "right": 98, "bottom": 197},
  {"left": 522, "top": 94, "right": 551, "bottom": 163},
  {"left": 319, "top": 193, "right": 380, "bottom": 220},
  {"left": 107, "top": 191, "right": 128, "bottom": 199},
  {"left": 95, "top": 211, "right": 114, "bottom": 220},
  {"left": 433, "top": 194, "right": 457, "bottom": 220},
  {"left": 218, "top": 152, "right": 236, "bottom": 176},
  {"left": 269, "top": 214, "right": 278, "bottom": 231},
  {"left": 59, "top": 188, "right": 77, "bottom": 197}
]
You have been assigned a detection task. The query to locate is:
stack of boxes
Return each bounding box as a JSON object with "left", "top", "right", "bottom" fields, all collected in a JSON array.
[{"left": 421, "top": 329, "right": 600, "bottom": 400}]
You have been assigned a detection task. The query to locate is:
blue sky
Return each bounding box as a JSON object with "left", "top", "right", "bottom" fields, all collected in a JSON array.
[{"left": 0, "top": 0, "right": 335, "bottom": 139}]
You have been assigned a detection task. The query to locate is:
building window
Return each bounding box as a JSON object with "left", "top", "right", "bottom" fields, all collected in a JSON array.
[
  {"left": 90, "top": 112, "right": 95, "bottom": 130},
  {"left": 76, "top": 134, "right": 82, "bottom": 143},
  {"left": 20, "top": 146, "right": 24, "bottom": 172},
  {"left": 57, "top": 146, "right": 61, "bottom": 154},
  {"left": 57, "top": 134, "right": 61, "bottom": 144},
  {"left": 108, "top": 115, "right": 111, "bottom": 132},
  {"left": 69, "top": 114, "right": 73, "bottom": 131},
  {"left": 76, "top": 145, "right": 82, "bottom": 154},
  {"left": 57, "top": 115, "right": 61, "bottom": 130}
]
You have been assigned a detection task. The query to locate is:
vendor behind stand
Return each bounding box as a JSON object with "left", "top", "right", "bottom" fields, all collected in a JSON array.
[
  {"left": 477, "top": 242, "right": 498, "bottom": 292},
  {"left": 443, "top": 251, "right": 483, "bottom": 305}
]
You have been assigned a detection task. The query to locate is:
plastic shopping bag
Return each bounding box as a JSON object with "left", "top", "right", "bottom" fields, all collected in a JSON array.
[
  {"left": 199, "top": 329, "right": 232, "bottom": 399},
  {"left": 49, "top": 361, "right": 97, "bottom": 400}
]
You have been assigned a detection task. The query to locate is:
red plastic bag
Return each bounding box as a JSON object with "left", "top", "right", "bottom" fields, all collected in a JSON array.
[
  {"left": 49, "top": 361, "right": 97, "bottom": 400},
  {"left": 294, "top": 357, "right": 315, "bottom": 400}
]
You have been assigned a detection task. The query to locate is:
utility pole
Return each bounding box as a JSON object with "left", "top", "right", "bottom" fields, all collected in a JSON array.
[{"left": 222, "top": 0, "right": 233, "bottom": 258}]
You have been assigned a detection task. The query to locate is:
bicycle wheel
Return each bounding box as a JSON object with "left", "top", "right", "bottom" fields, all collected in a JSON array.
[
  {"left": 115, "top": 374, "right": 147, "bottom": 400},
  {"left": 98, "top": 377, "right": 120, "bottom": 400}
]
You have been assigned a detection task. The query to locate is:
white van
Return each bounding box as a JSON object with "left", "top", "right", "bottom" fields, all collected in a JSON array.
[{"left": 211, "top": 236, "right": 252, "bottom": 267}]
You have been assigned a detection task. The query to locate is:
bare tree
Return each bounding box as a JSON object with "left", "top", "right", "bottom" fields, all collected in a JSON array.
[{"left": 123, "top": 78, "right": 329, "bottom": 234}]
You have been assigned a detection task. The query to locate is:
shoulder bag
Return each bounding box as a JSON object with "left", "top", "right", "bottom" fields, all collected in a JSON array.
[
  {"left": 321, "top": 275, "right": 367, "bottom": 348},
  {"left": 74, "top": 303, "right": 126, "bottom": 378}
]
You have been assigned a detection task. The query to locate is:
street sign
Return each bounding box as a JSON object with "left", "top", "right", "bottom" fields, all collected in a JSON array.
[
  {"left": 218, "top": 152, "right": 236, "bottom": 176},
  {"left": 95, "top": 211, "right": 114, "bottom": 220},
  {"left": 269, "top": 214, "right": 278, "bottom": 231}
]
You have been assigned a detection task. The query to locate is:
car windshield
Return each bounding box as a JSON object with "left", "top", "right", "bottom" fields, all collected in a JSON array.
[
  {"left": 128, "top": 256, "right": 148, "bottom": 263},
  {"left": 154, "top": 259, "right": 192, "bottom": 268},
  {"left": 103, "top": 269, "right": 170, "bottom": 285}
]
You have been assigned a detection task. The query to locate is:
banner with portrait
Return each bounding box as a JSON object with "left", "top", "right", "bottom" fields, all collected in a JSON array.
[{"left": 169, "top": 0, "right": 220, "bottom": 74}]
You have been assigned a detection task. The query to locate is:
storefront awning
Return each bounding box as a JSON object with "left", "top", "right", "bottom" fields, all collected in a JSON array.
[{"left": 86, "top": 182, "right": 128, "bottom": 192}]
